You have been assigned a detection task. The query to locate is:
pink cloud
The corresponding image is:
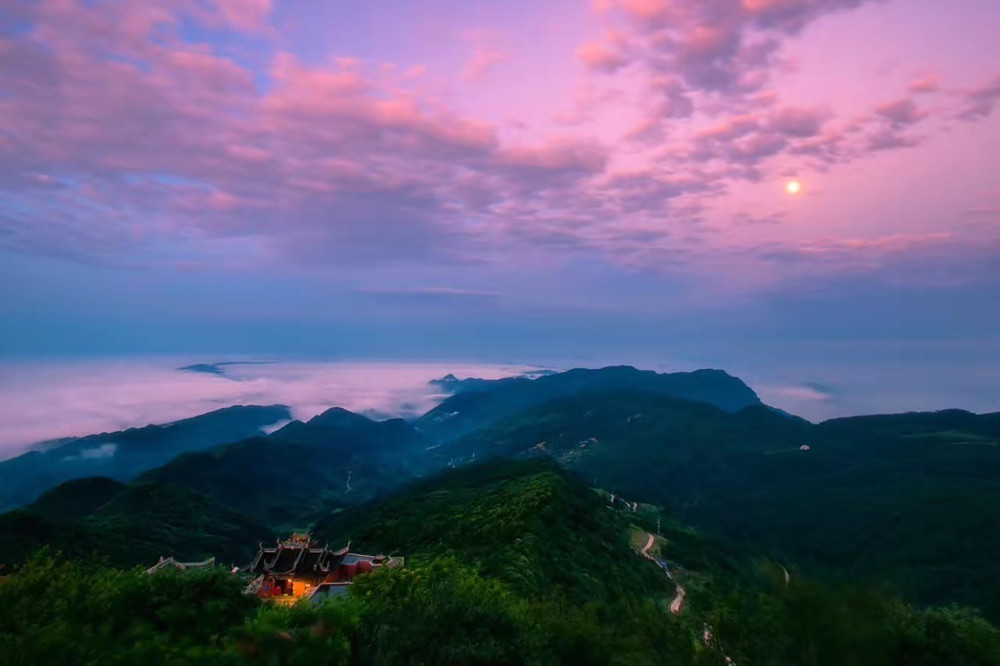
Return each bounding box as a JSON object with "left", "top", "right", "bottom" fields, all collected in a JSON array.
[
  {"left": 874, "top": 97, "right": 928, "bottom": 127},
  {"left": 213, "top": 0, "right": 272, "bottom": 31},
  {"left": 0, "top": 0, "right": 997, "bottom": 291},
  {"left": 589, "top": 0, "right": 874, "bottom": 99},
  {"left": 718, "top": 232, "right": 998, "bottom": 295},
  {"left": 816, "top": 233, "right": 952, "bottom": 254},
  {"left": 865, "top": 127, "right": 921, "bottom": 152},
  {"left": 958, "top": 73, "right": 1000, "bottom": 120},
  {"left": 768, "top": 106, "right": 827, "bottom": 137},
  {"left": 0, "top": 359, "right": 540, "bottom": 455},
  {"left": 695, "top": 115, "right": 760, "bottom": 142},
  {"left": 497, "top": 140, "right": 607, "bottom": 173},
  {"left": 741, "top": 0, "right": 869, "bottom": 32},
  {"left": 618, "top": 0, "right": 669, "bottom": 23},
  {"left": 908, "top": 75, "right": 940, "bottom": 94},
  {"left": 578, "top": 41, "right": 629, "bottom": 72},
  {"left": 465, "top": 48, "right": 508, "bottom": 82}
]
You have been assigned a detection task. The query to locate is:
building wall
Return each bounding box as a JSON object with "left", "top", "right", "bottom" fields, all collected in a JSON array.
[{"left": 291, "top": 579, "right": 312, "bottom": 598}]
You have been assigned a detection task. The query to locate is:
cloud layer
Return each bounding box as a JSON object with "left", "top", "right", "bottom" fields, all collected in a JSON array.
[
  {"left": 0, "top": 359, "right": 539, "bottom": 456},
  {"left": 3, "top": 352, "right": 998, "bottom": 458},
  {"left": 0, "top": 0, "right": 997, "bottom": 408},
  {"left": 1, "top": 0, "right": 996, "bottom": 286}
]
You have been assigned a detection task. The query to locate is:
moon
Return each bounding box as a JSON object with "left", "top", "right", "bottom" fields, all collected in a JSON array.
[{"left": 786, "top": 180, "right": 802, "bottom": 195}]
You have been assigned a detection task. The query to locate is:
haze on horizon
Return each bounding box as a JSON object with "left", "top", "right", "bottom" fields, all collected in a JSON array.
[{"left": 1, "top": 0, "right": 998, "bottom": 423}]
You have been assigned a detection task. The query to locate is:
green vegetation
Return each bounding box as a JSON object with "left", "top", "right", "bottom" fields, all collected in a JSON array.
[
  {"left": 0, "top": 407, "right": 428, "bottom": 569},
  {"left": 0, "top": 480, "right": 270, "bottom": 567},
  {"left": 137, "top": 408, "right": 427, "bottom": 529},
  {"left": 0, "top": 555, "right": 358, "bottom": 665},
  {"left": 434, "top": 390, "right": 1000, "bottom": 619},
  {"left": 28, "top": 476, "right": 126, "bottom": 521},
  {"left": 418, "top": 365, "right": 762, "bottom": 442},
  {"left": 698, "top": 576, "right": 1000, "bottom": 665},
  {"left": 3, "top": 367, "right": 1000, "bottom": 661},
  {"left": 315, "top": 458, "right": 668, "bottom": 603},
  {"left": 4, "top": 459, "right": 999, "bottom": 664}
]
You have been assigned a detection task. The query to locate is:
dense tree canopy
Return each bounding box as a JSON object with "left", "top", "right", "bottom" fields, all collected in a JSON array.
[{"left": 3, "top": 459, "right": 1000, "bottom": 664}]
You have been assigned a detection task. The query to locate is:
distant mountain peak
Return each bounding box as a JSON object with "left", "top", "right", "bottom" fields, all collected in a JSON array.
[
  {"left": 308, "top": 406, "right": 377, "bottom": 428},
  {"left": 417, "top": 364, "right": 762, "bottom": 444}
]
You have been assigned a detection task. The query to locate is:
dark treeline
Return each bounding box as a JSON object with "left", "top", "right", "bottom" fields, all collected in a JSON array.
[{"left": 3, "top": 554, "right": 1000, "bottom": 665}]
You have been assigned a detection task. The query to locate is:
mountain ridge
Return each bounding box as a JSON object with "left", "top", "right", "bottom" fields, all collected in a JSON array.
[
  {"left": 418, "top": 365, "right": 763, "bottom": 443},
  {"left": 0, "top": 404, "right": 293, "bottom": 512},
  {"left": 4, "top": 366, "right": 1000, "bottom": 621}
]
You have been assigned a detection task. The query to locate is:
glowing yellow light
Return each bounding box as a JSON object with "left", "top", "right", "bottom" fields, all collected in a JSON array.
[{"left": 786, "top": 180, "right": 802, "bottom": 195}]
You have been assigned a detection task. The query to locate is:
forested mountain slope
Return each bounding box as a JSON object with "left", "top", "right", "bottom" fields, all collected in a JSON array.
[
  {"left": 3, "top": 456, "right": 1000, "bottom": 664},
  {"left": 432, "top": 389, "right": 1000, "bottom": 619},
  {"left": 0, "top": 404, "right": 291, "bottom": 511},
  {"left": 418, "top": 365, "right": 762, "bottom": 442}
]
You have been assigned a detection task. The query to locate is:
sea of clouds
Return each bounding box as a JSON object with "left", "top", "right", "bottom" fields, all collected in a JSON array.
[
  {"left": 1, "top": 350, "right": 997, "bottom": 460},
  {"left": 0, "top": 359, "right": 540, "bottom": 457}
]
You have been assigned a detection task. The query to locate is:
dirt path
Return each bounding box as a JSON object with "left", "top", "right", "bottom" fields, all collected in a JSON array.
[
  {"left": 669, "top": 584, "right": 686, "bottom": 614},
  {"left": 641, "top": 532, "right": 655, "bottom": 559},
  {"left": 640, "top": 532, "right": 685, "bottom": 615}
]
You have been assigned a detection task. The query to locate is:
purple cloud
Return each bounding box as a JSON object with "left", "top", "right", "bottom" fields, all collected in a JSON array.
[
  {"left": 958, "top": 73, "right": 1000, "bottom": 120},
  {"left": 0, "top": 0, "right": 997, "bottom": 293},
  {"left": 874, "top": 98, "right": 928, "bottom": 127}
]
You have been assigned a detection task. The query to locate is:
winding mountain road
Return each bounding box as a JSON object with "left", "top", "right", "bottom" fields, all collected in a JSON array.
[
  {"left": 640, "top": 530, "right": 734, "bottom": 663},
  {"left": 666, "top": 571, "right": 686, "bottom": 614},
  {"left": 641, "top": 532, "right": 685, "bottom": 615},
  {"left": 641, "top": 532, "right": 655, "bottom": 558}
]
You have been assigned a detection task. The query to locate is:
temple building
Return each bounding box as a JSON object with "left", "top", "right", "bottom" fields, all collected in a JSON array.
[{"left": 246, "top": 533, "right": 402, "bottom": 603}]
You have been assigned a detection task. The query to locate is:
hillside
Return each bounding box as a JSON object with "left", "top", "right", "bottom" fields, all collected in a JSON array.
[
  {"left": 4, "top": 456, "right": 1000, "bottom": 664},
  {"left": 0, "top": 479, "right": 269, "bottom": 567},
  {"left": 137, "top": 407, "right": 428, "bottom": 529},
  {"left": 430, "top": 390, "right": 807, "bottom": 501},
  {"left": 28, "top": 476, "right": 126, "bottom": 521},
  {"left": 0, "top": 405, "right": 429, "bottom": 568},
  {"left": 313, "top": 458, "right": 669, "bottom": 603},
  {"left": 418, "top": 365, "right": 762, "bottom": 443},
  {"left": 431, "top": 389, "right": 1000, "bottom": 619},
  {"left": 0, "top": 366, "right": 760, "bottom": 514},
  {"left": 3, "top": 365, "right": 1000, "bottom": 629},
  {"left": 86, "top": 482, "right": 271, "bottom": 565},
  {"left": 0, "top": 404, "right": 292, "bottom": 511}
]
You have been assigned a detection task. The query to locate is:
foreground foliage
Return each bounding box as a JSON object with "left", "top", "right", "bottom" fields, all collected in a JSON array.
[
  {"left": 3, "top": 552, "right": 1000, "bottom": 665},
  {"left": 4, "top": 460, "right": 999, "bottom": 664}
]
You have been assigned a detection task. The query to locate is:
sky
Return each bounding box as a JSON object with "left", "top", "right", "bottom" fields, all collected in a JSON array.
[{"left": 1, "top": 0, "right": 998, "bottom": 423}]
